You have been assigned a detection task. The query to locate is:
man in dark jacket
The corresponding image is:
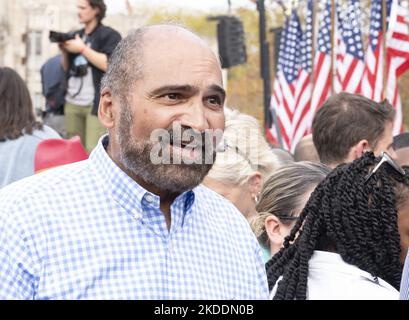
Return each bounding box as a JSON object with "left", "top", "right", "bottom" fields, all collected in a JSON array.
[
  {"left": 60, "top": 0, "right": 121, "bottom": 152},
  {"left": 40, "top": 54, "right": 67, "bottom": 137}
]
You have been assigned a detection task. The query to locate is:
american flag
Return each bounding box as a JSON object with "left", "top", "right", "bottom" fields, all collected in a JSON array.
[
  {"left": 334, "top": 0, "right": 365, "bottom": 94},
  {"left": 291, "top": 0, "right": 314, "bottom": 152},
  {"left": 269, "top": 10, "right": 303, "bottom": 151},
  {"left": 310, "top": 0, "right": 332, "bottom": 124},
  {"left": 361, "top": 0, "right": 391, "bottom": 102},
  {"left": 386, "top": 0, "right": 409, "bottom": 134}
]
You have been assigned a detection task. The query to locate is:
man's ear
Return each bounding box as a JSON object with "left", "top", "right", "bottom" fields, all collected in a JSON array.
[
  {"left": 98, "top": 88, "right": 116, "bottom": 129},
  {"left": 247, "top": 171, "right": 262, "bottom": 200},
  {"left": 347, "top": 139, "right": 370, "bottom": 161}
]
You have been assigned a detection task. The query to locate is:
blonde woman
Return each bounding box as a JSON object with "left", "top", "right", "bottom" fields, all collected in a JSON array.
[
  {"left": 251, "top": 162, "right": 330, "bottom": 261},
  {"left": 203, "top": 109, "right": 280, "bottom": 220}
]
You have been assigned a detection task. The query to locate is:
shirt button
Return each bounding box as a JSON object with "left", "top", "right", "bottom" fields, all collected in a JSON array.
[{"left": 145, "top": 194, "right": 154, "bottom": 203}]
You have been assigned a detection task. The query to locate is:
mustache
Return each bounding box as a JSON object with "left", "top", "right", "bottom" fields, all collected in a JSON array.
[{"left": 166, "top": 126, "right": 208, "bottom": 149}]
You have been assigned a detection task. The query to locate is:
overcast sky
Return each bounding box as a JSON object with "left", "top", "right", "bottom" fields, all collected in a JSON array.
[{"left": 105, "top": 0, "right": 255, "bottom": 14}]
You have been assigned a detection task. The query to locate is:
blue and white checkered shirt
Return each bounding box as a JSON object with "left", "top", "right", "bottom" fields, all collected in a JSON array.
[
  {"left": 0, "top": 136, "right": 269, "bottom": 300},
  {"left": 401, "top": 251, "right": 409, "bottom": 299}
]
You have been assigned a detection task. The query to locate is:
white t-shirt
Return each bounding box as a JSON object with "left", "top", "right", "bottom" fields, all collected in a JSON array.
[
  {"left": 65, "top": 37, "right": 95, "bottom": 107},
  {"left": 65, "top": 65, "right": 95, "bottom": 107}
]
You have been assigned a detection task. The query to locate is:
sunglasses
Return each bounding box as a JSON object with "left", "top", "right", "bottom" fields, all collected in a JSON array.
[{"left": 364, "top": 151, "right": 406, "bottom": 183}]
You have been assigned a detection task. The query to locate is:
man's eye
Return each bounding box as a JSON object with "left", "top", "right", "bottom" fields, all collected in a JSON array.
[
  {"left": 157, "top": 93, "right": 184, "bottom": 104},
  {"left": 206, "top": 96, "right": 222, "bottom": 107},
  {"left": 165, "top": 93, "right": 181, "bottom": 100}
]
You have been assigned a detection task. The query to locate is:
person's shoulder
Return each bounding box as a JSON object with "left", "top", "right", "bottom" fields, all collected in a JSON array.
[
  {"left": 323, "top": 277, "right": 399, "bottom": 300},
  {"left": 42, "top": 54, "right": 61, "bottom": 68},
  {"left": 98, "top": 24, "right": 121, "bottom": 38},
  {"left": 358, "top": 276, "right": 400, "bottom": 300},
  {"left": 0, "top": 160, "right": 89, "bottom": 215},
  {"left": 195, "top": 184, "right": 239, "bottom": 212},
  {"left": 194, "top": 184, "right": 250, "bottom": 227},
  {"left": 194, "top": 185, "right": 262, "bottom": 256},
  {"left": 17, "top": 126, "right": 60, "bottom": 144},
  {"left": 32, "top": 125, "right": 61, "bottom": 140},
  {"left": 307, "top": 263, "right": 400, "bottom": 300}
]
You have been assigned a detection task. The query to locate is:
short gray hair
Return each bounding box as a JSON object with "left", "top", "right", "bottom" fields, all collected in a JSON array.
[{"left": 100, "top": 28, "right": 146, "bottom": 102}]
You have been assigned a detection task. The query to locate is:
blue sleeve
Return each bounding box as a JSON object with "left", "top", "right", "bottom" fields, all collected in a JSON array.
[
  {"left": 0, "top": 210, "right": 40, "bottom": 300},
  {"left": 401, "top": 251, "right": 409, "bottom": 300},
  {"left": 254, "top": 240, "right": 270, "bottom": 300}
]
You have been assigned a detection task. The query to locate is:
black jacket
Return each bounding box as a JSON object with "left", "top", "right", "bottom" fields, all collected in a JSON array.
[{"left": 68, "top": 23, "right": 122, "bottom": 115}]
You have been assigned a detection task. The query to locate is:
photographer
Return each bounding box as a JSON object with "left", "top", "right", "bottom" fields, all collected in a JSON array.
[{"left": 60, "top": 0, "right": 121, "bottom": 152}]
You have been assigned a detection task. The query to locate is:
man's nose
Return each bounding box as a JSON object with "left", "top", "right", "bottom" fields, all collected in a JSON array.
[{"left": 181, "top": 101, "right": 209, "bottom": 133}]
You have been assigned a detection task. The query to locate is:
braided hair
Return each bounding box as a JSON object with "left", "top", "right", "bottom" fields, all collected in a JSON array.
[{"left": 266, "top": 152, "right": 409, "bottom": 300}]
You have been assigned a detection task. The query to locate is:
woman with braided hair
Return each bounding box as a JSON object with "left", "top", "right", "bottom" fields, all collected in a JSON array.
[{"left": 267, "top": 152, "right": 409, "bottom": 300}]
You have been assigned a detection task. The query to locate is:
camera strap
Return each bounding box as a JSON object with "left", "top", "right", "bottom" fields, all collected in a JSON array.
[
  {"left": 70, "top": 34, "right": 89, "bottom": 98},
  {"left": 71, "top": 76, "right": 84, "bottom": 98},
  {"left": 67, "top": 31, "right": 92, "bottom": 99}
]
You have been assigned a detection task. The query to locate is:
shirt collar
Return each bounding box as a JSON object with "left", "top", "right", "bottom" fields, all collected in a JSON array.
[{"left": 89, "top": 135, "right": 195, "bottom": 218}]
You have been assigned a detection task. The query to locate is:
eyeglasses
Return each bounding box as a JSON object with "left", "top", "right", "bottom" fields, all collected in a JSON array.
[
  {"left": 217, "top": 139, "right": 254, "bottom": 168},
  {"left": 278, "top": 216, "right": 299, "bottom": 221},
  {"left": 364, "top": 151, "right": 406, "bottom": 183}
]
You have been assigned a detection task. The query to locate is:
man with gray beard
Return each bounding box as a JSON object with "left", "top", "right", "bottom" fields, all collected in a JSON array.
[{"left": 0, "top": 25, "right": 269, "bottom": 300}]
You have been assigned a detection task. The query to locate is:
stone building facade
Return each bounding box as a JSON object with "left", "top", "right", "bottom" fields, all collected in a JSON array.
[{"left": 0, "top": 0, "right": 144, "bottom": 113}]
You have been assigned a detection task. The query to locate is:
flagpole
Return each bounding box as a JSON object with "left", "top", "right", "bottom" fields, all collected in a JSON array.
[
  {"left": 311, "top": 0, "right": 316, "bottom": 85},
  {"left": 382, "top": 0, "right": 387, "bottom": 100},
  {"left": 330, "top": 0, "right": 335, "bottom": 94},
  {"left": 256, "top": 0, "right": 284, "bottom": 148}
]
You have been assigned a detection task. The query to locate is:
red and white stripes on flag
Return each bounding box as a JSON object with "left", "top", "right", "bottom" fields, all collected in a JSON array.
[
  {"left": 362, "top": 0, "right": 409, "bottom": 134},
  {"left": 386, "top": 0, "right": 409, "bottom": 134},
  {"left": 270, "top": 74, "right": 293, "bottom": 151},
  {"left": 269, "top": 1, "right": 314, "bottom": 152},
  {"left": 361, "top": 0, "right": 388, "bottom": 105},
  {"left": 269, "top": 0, "right": 409, "bottom": 149},
  {"left": 334, "top": 0, "right": 365, "bottom": 94},
  {"left": 290, "top": 0, "right": 314, "bottom": 152},
  {"left": 310, "top": 0, "right": 332, "bottom": 126},
  {"left": 269, "top": 10, "right": 303, "bottom": 151},
  {"left": 290, "top": 69, "right": 312, "bottom": 152}
]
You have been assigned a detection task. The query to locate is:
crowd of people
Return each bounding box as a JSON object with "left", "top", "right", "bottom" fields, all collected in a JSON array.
[{"left": 1, "top": 0, "right": 409, "bottom": 300}]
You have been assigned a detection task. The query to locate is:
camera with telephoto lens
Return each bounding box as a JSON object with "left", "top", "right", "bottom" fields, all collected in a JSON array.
[
  {"left": 49, "top": 30, "right": 88, "bottom": 77},
  {"left": 49, "top": 30, "right": 76, "bottom": 43}
]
